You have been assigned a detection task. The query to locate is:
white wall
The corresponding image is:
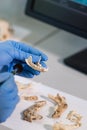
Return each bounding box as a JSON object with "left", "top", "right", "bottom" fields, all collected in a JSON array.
[{"left": 0, "top": 0, "right": 27, "bottom": 20}]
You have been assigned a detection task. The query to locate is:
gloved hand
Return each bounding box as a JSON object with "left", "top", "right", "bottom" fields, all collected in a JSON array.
[
  {"left": 0, "top": 72, "right": 19, "bottom": 123},
  {"left": 0, "top": 40, "right": 48, "bottom": 78}
]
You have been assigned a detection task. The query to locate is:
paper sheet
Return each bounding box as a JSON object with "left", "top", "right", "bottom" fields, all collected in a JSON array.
[{"left": 2, "top": 75, "right": 87, "bottom": 130}]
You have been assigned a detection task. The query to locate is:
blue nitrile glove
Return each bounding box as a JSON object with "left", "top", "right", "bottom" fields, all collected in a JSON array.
[
  {"left": 0, "top": 40, "right": 48, "bottom": 78},
  {"left": 0, "top": 72, "right": 19, "bottom": 123}
]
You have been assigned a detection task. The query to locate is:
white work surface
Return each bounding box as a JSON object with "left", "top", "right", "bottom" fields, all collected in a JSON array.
[
  {"left": 1, "top": 76, "right": 87, "bottom": 130},
  {"left": 33, "top": 30, "right": 87, "bottom": 101}
]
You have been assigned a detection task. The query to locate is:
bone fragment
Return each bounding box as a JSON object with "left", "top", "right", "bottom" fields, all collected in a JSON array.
[
  {"left": 16, "top": 81, "right": 32, "bottom": 91},
  {"left": 53, "top": 111, "right": 82, "bottom": 130},
  {"left": 23, "top": 101, "right": 46, "bottom": 122},
  {"left": 22, "top": 95, "right": 38, "bottom": 101},
  {"left": 53, "top": 122, "right": 80, "bottom": 130},
  {"left": 48, "top": 94, "right": 68, "bottom": 118},
  {"left": 67, "top": 111, "right": 82, "bottom": 126},
  {"left": 25, "top": 56, "right": 48, "bottom": 72}
]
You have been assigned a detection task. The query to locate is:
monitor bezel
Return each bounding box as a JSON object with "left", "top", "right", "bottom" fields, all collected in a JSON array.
[{"left": 25, "top": 0, "right": 87, "bottom": 39}]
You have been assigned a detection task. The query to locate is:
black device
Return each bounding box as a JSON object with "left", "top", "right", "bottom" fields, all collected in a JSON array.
[
  {"left": 25, "top": 0, "right": 87, "bottom": 74},
  {"left": 25, "top": 0, "right": 87, "bottom": 38},
  {"left": 64, "top": 48, "right": 87, "bottom": 74}
]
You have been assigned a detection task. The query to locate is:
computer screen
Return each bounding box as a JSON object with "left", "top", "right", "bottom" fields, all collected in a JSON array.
[{"left": 25, "top": 0, "right": 87, "bottom": 39}]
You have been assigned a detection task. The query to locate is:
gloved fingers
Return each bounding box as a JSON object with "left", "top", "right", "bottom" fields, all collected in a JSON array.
[
  {"left": 0, "top": 52, "right": 12, "bottom": 66},
  {"left": 23, "top": 64, "right": 40, "bottom": 75},
  {"left": 0, "top": 94, "right": 19, "bottom": 108},
  {"left": 24, "top": 60, "right": 47, "bottom": 72},
  {"left": 10, "top": 40, "right": 48, "bottom": 61},
  {"left": 40, "top": 61, "right": 47, "bottom": 68},
  {"left": 0, "top": 109, "right": 13, "bottom": 123},
  {"left": 0, "top": 96, "right": 19, "bottom": 123},
  {"left": 18, "top": 70, "right": 34, "bottom": 78},
  {"left": 19, "top": 61, "right": 48, "bottom": 78},
  {"left": 4, "top": 82, "right": 18, "bottom": 94},
  {"left": 25, "top": 61, "right": 47, "bottom": 74},
  {"left": 0, "top": 73, "right": 18, "bottom": 94},
  {"left": 8, "top": 60, "right": 46, "bottom": 78},
  {"left": 7, "top": 60, "right": 38, "bottom": 76},
  {"left": 13, "top": 48, "right": 42, "bottom": 63},
  {"left": 0, "top": 86, "right": 19, "bottom": 102},
  {"left": 16, "top": 62, "right": 40, "bottom": 77},
  {"left": 10, "top": 60, "right": 46, "bottom": 76},
  {"left": 0, "top": 72, "right": 11, "bottom": 83}
]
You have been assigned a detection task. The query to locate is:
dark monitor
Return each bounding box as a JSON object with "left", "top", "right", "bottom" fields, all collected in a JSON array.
[
  {"left": 25, "top": 0, "right": 87, "bottom": 38},
  {"left": 25, "top": 0, "right": 87, "bottom": 74}
]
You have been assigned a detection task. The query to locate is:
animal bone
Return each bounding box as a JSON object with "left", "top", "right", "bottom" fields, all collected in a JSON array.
[
  {"left": 53, "top": 111, "right": 82, "bottom": 130},
  {"left": 23, "top": 112, "right": 43, "bottom": 122},
  {"left": 23, "top": 101, "right": 46, "bottom": 122},
  {"left": 0, "top": 19, "right": 13, "bottom": 41},
  {"left": 53, "top": 122, "right": 80, "bottom": 130},
  {"left": 48, "top": 94, "right": 68, "bottom": 118},
  {"left": 21, "top": 95, "right": 38, "bottom": 101},
  {"left": 25, "top": 56, "right": 48, "bottom": 72},
  {"left": 67, "top": 111, "right": 82, "bottom": 126},
  {"left": 16, "top": 81, "right": 32, "bottom": 91}
]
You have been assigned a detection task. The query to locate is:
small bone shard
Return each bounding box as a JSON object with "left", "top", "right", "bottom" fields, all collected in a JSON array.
[
  {"left": 25, "top": 56, "right": 48, "bottom": 72},
  {"left": 53, "top": 122, "right": 80, "bottom": 130},
  {"left": 16, "top": 81, "right": 32, "bottom": 91},
  {"left": 21, "top": 95, "right": 38, "bottom": 101},
  {"left": 48, "top": 94, "right": 68, "bottom": 118},
  {"left": 67, "top": 111, "right": 82, "bottom": 126},
  {"left": 53, "top": 111, "right": 82, "bottom": 130},
  {"left": 23, "top": 101, "right": 46, "bottom": 122}
]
